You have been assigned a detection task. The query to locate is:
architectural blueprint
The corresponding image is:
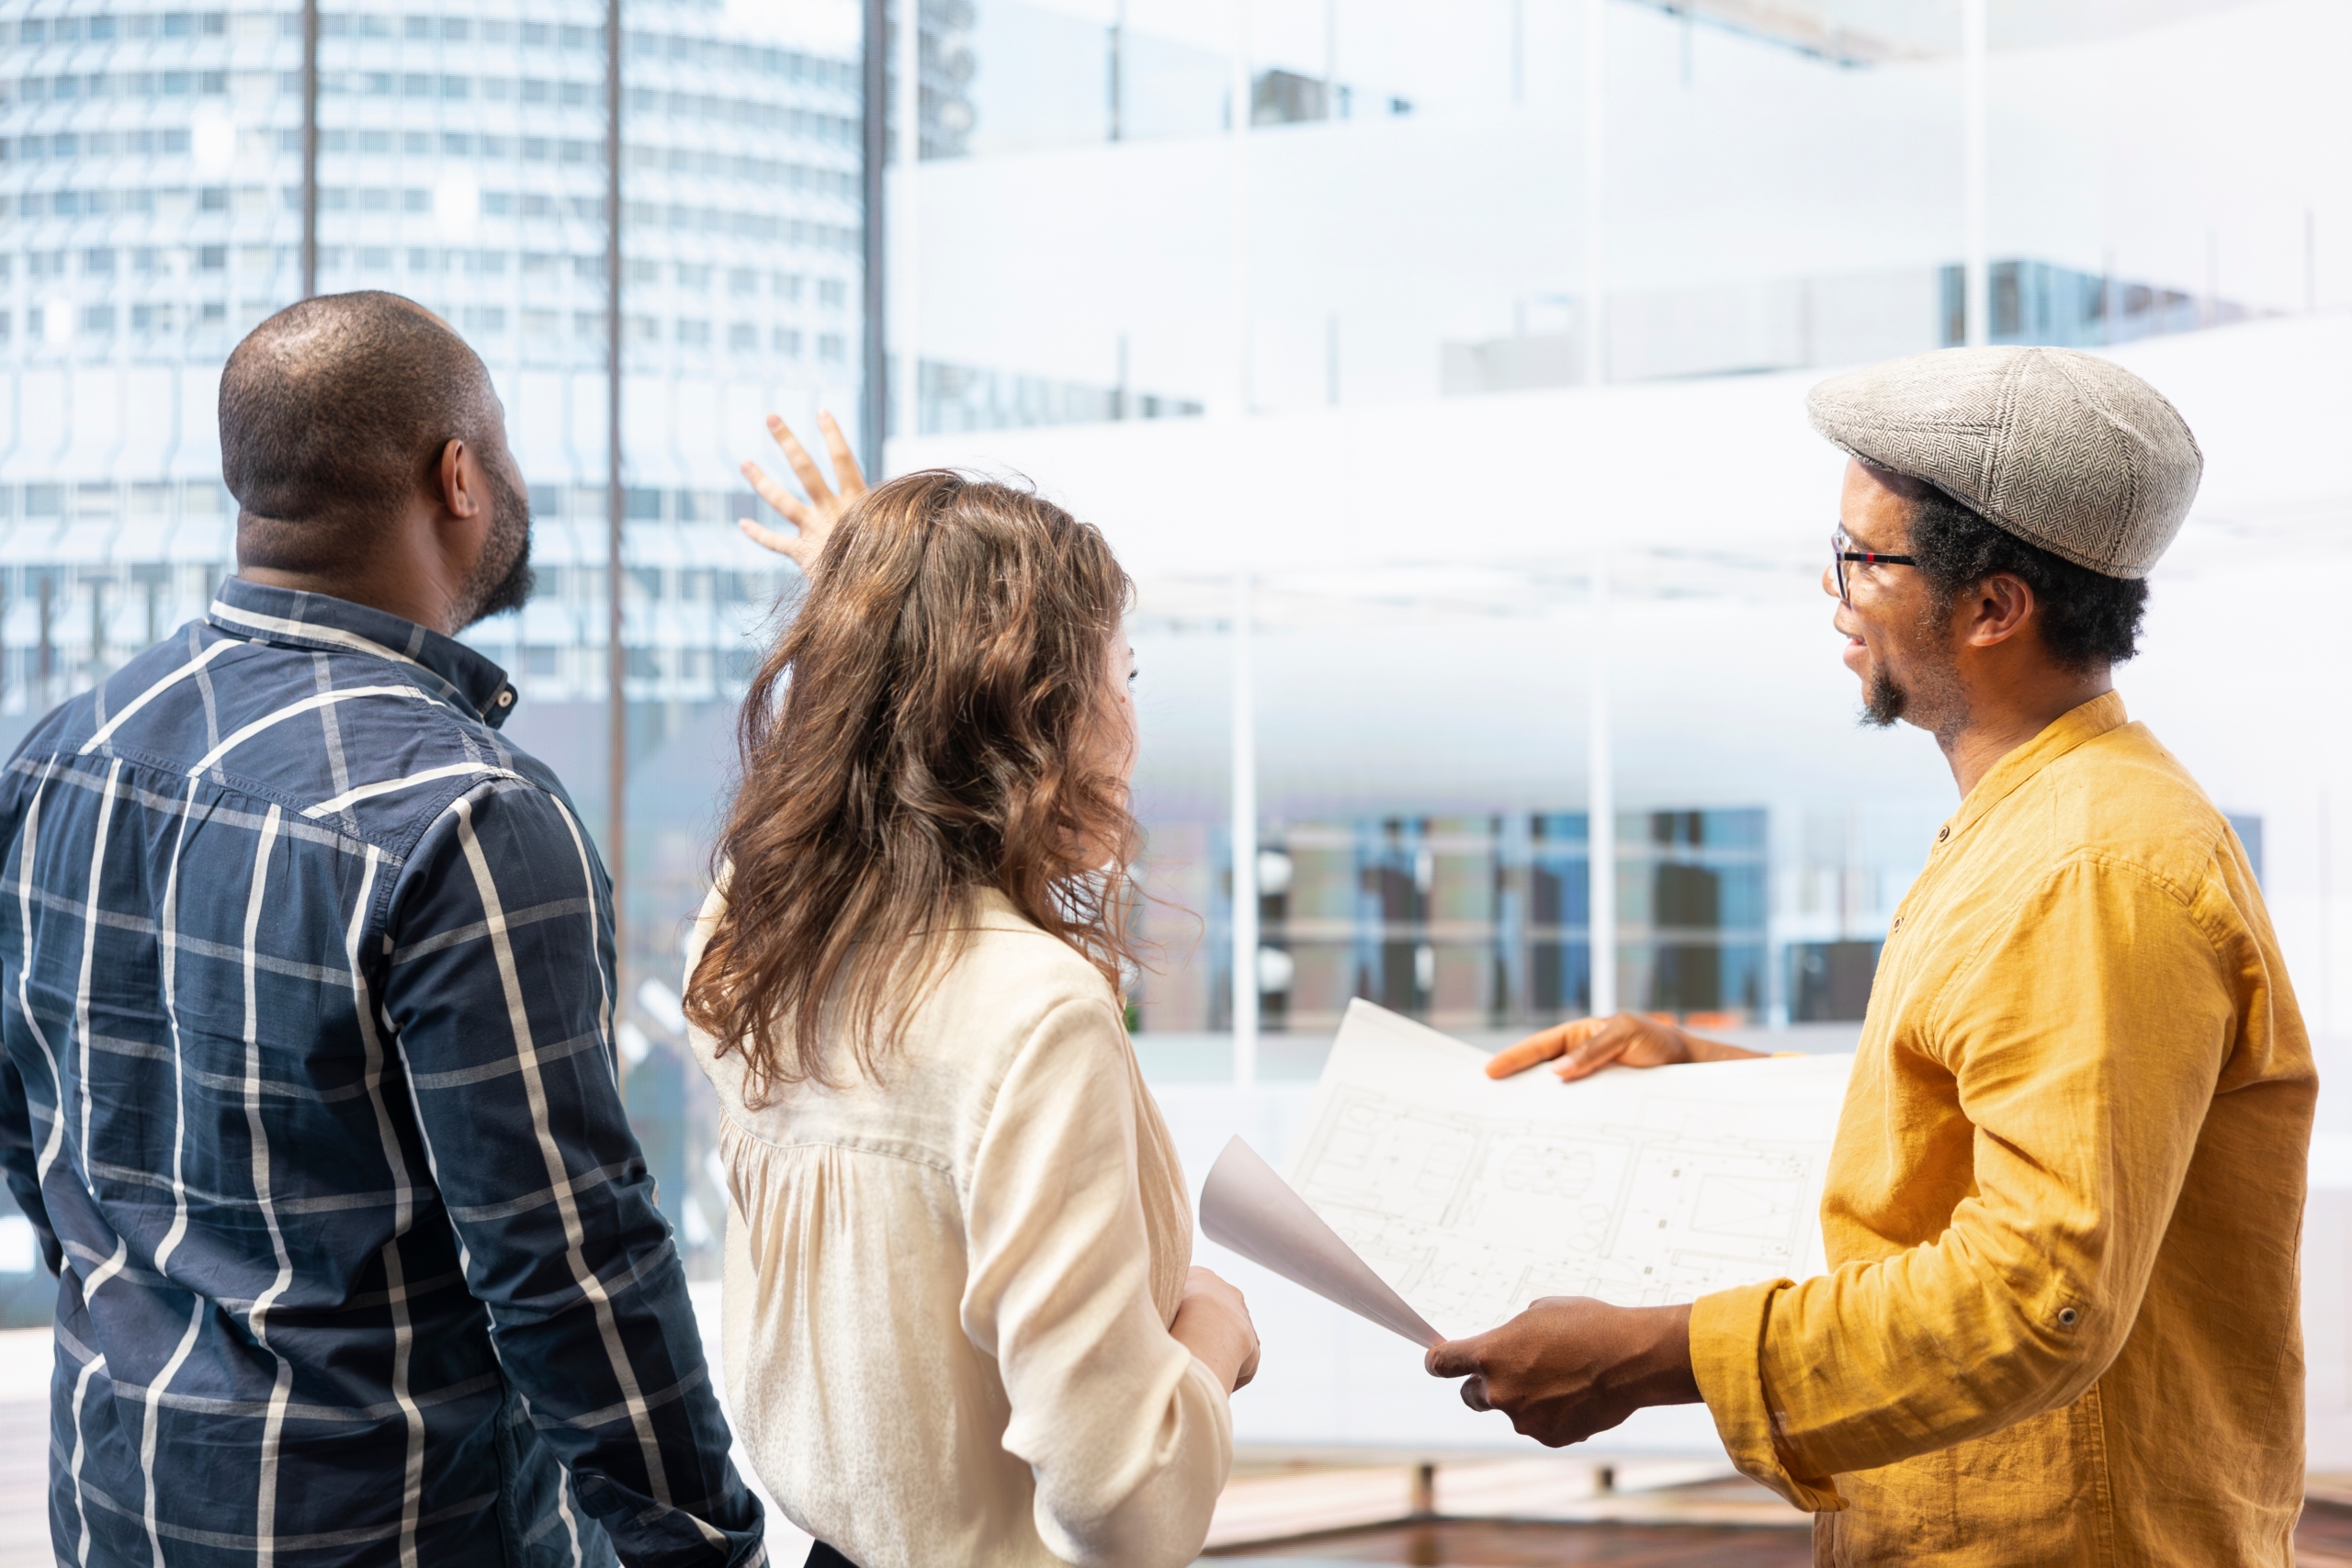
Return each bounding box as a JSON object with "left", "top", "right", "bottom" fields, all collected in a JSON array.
[{"left": 1279, "top": 1000, "right": 1854, "bottom": 1341}]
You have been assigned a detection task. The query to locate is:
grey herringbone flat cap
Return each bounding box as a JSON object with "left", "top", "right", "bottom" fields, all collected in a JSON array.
[{"left": 1807, "top": 345, "right": 2203, "bottom": 579}]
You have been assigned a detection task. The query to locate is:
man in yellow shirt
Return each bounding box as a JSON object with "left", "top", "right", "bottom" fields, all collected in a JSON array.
[{"left": 1428, "top": 345, "right": 2315, "bottom": 1564}]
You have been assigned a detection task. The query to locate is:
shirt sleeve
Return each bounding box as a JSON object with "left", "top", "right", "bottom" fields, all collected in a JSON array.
[
  {"left": 1690, "top": 855, "right": 2235, "bottom": 1506},
  {"left": 0, "top": 780, "right": 60, "bottom": 1279},
  {"left": 383, "top": 778, "right": 764, "bottom": 1566},
  {"left": 959, "top": 994, "right": 1233, "bottom": 1568}
]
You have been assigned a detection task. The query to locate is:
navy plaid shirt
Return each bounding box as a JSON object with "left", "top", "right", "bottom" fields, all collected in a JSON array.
[{"left": 0, "top": 580, "right": 764, "bottom": 1567}]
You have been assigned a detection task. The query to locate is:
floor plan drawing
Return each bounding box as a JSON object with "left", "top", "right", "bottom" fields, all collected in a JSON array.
[{"left": 1280, "top": 1001, "right": 1855, "bottom": 1340}]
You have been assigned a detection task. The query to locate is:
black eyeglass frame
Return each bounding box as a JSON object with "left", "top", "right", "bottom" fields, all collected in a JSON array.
[{"left": 1832, "top": 530, "right": 1918, "bottom": 604}]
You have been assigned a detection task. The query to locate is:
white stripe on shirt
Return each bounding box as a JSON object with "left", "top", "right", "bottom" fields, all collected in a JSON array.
[
  {"left": 141, "top": 774, "right": 208, "bottom": 1568},
  {"left": 240, "top": 807, "right": 299, "bottom": 1568},
  {"left": 345, "top": 845, "right": 428, "bottom": 1568},
  {"left": 77, "top": 638, "right": 241, "bottom": 757},
  {"left": 72, "top": 761, "right": 124, "bottom": 1186},
  {"left": 190, "top": 687, "right": 440, "bottom": 777},
  {"left": 303, "top": 761, "right": 525, "bottom": 820},
  {"left": 209, "top": 599, "right": 429, "bottom": 671}
]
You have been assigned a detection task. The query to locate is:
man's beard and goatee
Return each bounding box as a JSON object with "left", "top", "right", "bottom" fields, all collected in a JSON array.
[
  {"left": 1859, "top": 637, "right": 1971, "bottom": 747},
  {"left": 1861, "top": 662, "right": 1906, "bottom": 727}
]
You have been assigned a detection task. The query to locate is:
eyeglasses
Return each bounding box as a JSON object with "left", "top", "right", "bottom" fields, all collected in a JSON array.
[{"left": 1832, "top": 530, "right": 1917, "bottom": 605}]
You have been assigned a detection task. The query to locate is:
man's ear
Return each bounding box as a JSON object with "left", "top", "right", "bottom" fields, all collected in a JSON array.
[
  {"left": 436, "top": 437, "right": 482, "bottom": 521},
  {"left": 1962, "top": 572, "right": 2036, "bottom": 649}
]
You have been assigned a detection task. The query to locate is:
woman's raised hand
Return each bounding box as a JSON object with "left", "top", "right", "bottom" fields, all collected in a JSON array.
[{"left": 739, "top": 411, "right": 866, "bottom": 575}]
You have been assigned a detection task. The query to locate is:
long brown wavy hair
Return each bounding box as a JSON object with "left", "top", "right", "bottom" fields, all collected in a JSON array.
[{"left": 684, "top": 469, "right": 1143, "bottom": 1102}]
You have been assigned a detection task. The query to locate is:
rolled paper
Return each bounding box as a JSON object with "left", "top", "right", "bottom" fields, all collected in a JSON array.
[{"left": 1198, "top": 1134, "right": 1442, "bottom": 1349}]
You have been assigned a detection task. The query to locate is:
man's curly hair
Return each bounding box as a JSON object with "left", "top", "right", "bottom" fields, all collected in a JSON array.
[{"left": 1905, "top": 487, "right": 2149, "bottom": 671}]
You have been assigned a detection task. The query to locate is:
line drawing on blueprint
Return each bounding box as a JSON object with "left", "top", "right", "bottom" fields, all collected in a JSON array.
[{"left": 1288, "top": 1053, "right": 1834, "bottom": 1335}]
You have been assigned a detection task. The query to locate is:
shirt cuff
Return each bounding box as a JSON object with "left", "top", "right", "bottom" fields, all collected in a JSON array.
[{"left": 1690, "top": 1280, "right": 1846, "bottom": 1514}]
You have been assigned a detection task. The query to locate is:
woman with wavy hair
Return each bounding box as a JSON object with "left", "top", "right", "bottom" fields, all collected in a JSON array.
[{"left": 684, "top": 417, "right": 1259, "bottom": 1568}]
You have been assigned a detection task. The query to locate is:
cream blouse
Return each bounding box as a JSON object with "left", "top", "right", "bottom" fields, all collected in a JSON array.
[{"left": 684, "top": 888, "right": 1231, "bottom": 1568}]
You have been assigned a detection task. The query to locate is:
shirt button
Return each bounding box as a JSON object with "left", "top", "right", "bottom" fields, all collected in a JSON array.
[
  {"left": 1890, "top": 916, "right": 1903, "bottom": 932},
  {"left": 1937, "top": 826, "right": 1950, "bottom": 841},
  {"left": 2058, "top": 1307, "right": 2079, "bottom": 1327}
]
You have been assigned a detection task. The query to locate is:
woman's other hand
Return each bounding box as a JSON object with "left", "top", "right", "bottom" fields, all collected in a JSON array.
[
  {"left": 1483, "top": 1014, "right": 1765, "bottom": 1083},
  {"left": 1171, "top": 1266, "right": 1261, "bottom": 1393},
  {"left": 739, "top": 411, "right": 866, "bottom": 574}
]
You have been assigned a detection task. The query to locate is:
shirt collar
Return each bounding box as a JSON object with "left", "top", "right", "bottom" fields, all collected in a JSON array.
[
  {"left": 1941, "top": 690, "right": 2128, "bottom": 843},
  {"left": 208, "top": 577, "right": 520, "bottom": 729}
]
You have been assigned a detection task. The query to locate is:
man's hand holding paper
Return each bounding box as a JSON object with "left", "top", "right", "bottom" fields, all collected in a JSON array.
[{"left": 1200, "top": 999, "right": 1852, "bottom": 1439}]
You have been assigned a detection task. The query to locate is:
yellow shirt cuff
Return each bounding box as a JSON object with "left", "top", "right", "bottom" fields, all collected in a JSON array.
[{"left": 1690, "top": 1280, "right": 1846, "bottom": 1513}]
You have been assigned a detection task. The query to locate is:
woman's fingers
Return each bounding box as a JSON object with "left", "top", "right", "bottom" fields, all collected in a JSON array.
[
  {"left": 816, "top": 411, "right": 867, "bottom": 501},
  {"left": 766, "top": 415, "right": 837, "bottom": 506},
  {"left": 741, "top": 460, "right": 815, "bottom": 528},
  {"left": 736, "top": 516, "right": 806, "bottom": 564}
]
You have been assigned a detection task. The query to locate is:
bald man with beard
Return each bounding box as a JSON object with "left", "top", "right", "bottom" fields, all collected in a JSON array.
[{"left": 0, "top": 293, "right": 766, "bottom": 1567}]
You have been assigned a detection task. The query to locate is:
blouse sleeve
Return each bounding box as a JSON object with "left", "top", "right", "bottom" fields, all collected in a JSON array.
[{"left": 958, "top": 994, "right": 1233, "bottom": 1568}]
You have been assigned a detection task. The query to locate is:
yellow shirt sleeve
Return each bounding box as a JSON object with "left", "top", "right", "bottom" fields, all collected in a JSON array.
[{"left": 1691, "top": 854, "right": 2237, "bottom": 1506}]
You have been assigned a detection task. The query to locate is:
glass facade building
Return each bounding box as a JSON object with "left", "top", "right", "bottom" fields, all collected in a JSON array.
[
  {"left": 0, "top": 6, "right": 872, "bottom": 943},
  {"left": 1139, "top": 808, "right": 1770, "bottom": 1037},
  {"left": 0, "top": 0, "right": 868, "bottom": 1298}
]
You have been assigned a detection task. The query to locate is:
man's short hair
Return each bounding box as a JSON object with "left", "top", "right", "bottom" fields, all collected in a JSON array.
[
  {"left": 220, "top": 291, "right": 498, "bottom": 571},
  {"left": 1907, "top": 486, "right": 2148, "bottom": 671}
]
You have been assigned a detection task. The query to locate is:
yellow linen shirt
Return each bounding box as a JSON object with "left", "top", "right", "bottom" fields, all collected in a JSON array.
[{"left": 1690, "top": 693, "right": 2314, "bottom": 1565}]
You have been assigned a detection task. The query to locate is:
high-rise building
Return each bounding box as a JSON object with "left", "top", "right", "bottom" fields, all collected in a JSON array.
[{"left": 0, "top": 0, "right": 864, "bottom": 943}]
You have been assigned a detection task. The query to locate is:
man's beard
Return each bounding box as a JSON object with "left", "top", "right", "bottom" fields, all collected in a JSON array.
[
  {"left": 1860, "top": 661, "right": 1908, "bottom": 728},
  {"left": 458, "top": 461, "right": 535, "bottom": 627},
  {"left": 1860, "top": 622, "right": 1970, "bottom": 744}
]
